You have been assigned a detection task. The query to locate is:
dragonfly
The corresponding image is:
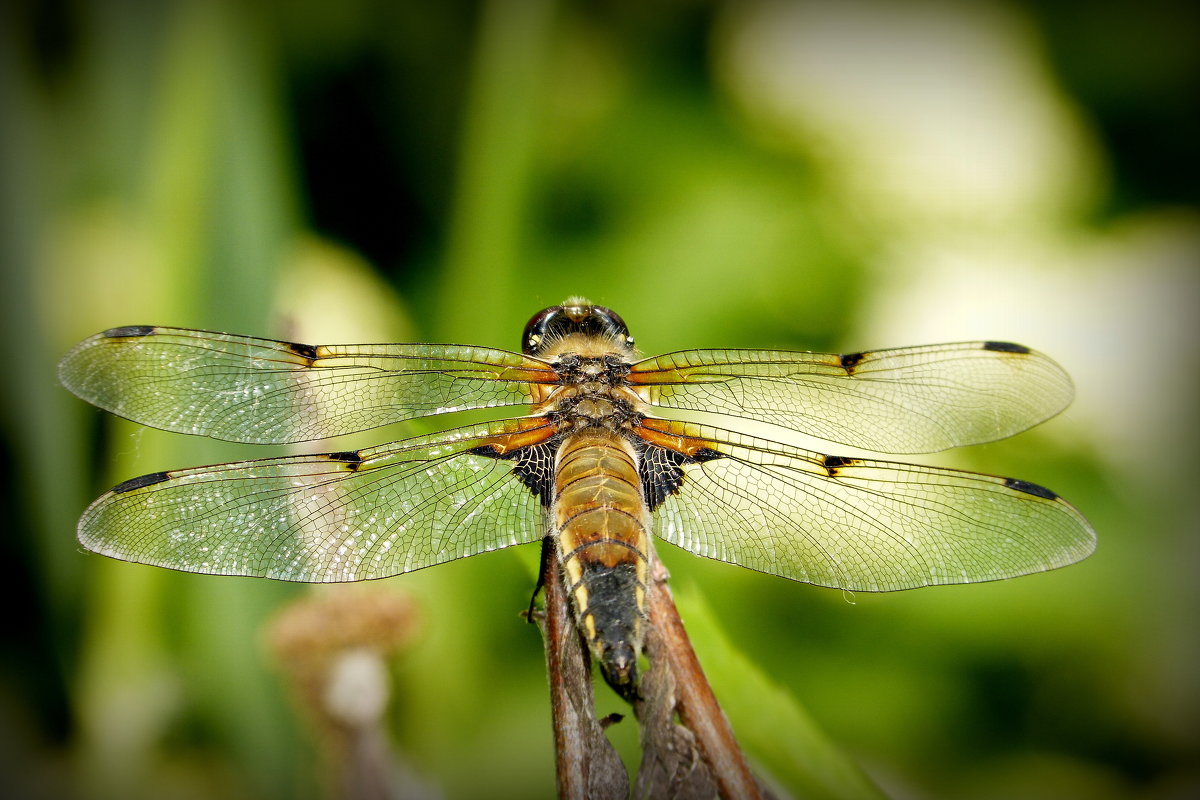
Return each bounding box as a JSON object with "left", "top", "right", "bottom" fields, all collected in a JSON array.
[{"left": 60, "top": 299, "right": 1095, "bottom": 694}]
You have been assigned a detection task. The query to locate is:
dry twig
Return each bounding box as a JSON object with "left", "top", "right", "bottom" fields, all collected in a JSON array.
[
  {"left": 538, "top": 537, "right": 630, "bottom": 799},
  {"left": 639, "top": 558, "right": 768, "bottom": 800}
]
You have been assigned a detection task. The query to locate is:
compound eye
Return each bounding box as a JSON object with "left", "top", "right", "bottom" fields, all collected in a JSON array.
[
  {"left": 521, "top": 303, "right": 634, "bottom": 355},
  {"left": 594, "top": 306, "right": 626, "bottom": 330},
  {"left": 591, "top": 305, "right": 633, "bottom": 346},
  {"left": 522, "top": 306, "right": 560, "bottom": 355}
]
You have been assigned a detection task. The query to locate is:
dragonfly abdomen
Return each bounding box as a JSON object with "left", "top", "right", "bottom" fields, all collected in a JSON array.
[{"left": 552, "top": 430, "right": 650, "bottom": 692}]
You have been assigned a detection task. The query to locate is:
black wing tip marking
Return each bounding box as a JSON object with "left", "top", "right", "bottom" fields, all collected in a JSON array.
[
  {"left": 102, "top": 325, "right": 156, "bottom": 339},
  {"left": 327, "top": 450, "right": 364, "bottom": 469},
  {"left": 839, "top": 351, "right": 866, "bottom": 372},
  {"left": 112, "top": 471, "right": 171, "bottom": 493},
  {"left": 983, "top": 341, "right": 1031, "bottom": 355},
  {"left": 286, "top": 342, "right": 320, "bottom": 360},
  {"left": 1004, "top": 477, "right": 1058, "bottom": 500}
]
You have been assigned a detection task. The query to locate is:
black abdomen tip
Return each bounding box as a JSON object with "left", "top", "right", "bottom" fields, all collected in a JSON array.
[{"left": 600, "top": 642, "right": 639, "bottom": 698}]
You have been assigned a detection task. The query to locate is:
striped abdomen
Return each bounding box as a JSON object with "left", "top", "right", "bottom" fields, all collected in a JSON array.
[{"left": 552, "top": 429, "right": 650, "bottom": 691}]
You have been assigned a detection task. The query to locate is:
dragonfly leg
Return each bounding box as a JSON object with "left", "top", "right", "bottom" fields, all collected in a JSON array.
[{"left": 527, "top": 535, "right": 556, "bottom": 622}]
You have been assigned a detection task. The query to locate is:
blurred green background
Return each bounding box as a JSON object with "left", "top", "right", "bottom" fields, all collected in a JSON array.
[{"left": 2, "top": 0, "right": 1197, "bottom": 798}]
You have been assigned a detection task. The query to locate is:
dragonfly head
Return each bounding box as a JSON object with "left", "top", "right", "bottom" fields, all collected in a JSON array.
[{"left": 522, "top": 300, "right": 635, "bottom": 357}]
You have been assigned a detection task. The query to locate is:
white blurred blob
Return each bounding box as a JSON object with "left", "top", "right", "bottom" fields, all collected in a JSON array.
[
  {"left": 717, "top": 0, "right": 1102, "bottom": 228},
  {"left": 273, "top": 235, "right": 415, "bottom": 345},
  {"left": 853, "top": 216, "right": 1200, "bottom": 479},
  {"left": 324, "top": 647, "right": 391, "bottom": 727},
  {"left": 717, "top": 0, "right": 1199, "bottom": 480}
]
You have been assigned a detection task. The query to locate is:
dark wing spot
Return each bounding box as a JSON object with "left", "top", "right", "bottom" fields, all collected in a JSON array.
[
  {"left": 286, "top": 341, "right": 320, "bottom": 361},
  {"left": 983, "top": 341, "right": 1031, "bottom": 355},
  {"left": 1004, "top": 477, "right": 1058, "bottom": 500},
  {"left": 103, "top": 325, "right": 156, "bottom": 339},
  {"left": 327, "top": 450, "right": 363, "bottom": 469},
  {"left": 112, "top": 471, "right": 171, "bottom": 493},
  {"left": 471, "top": 440, "right": 558, "bottom": 506},
  {"left": 822, "top": 455, "right": 857, "bottom": 468},
  {"left": 821, "top": 454, "right": 860, "bottom": 475},
  {"left": 639, "top": 444, "right": 725, "bottom": 509},
  {"left": 639, "top": 445, "right": 691, "bottom": 510},
  {"left": 840, "top": 351, "right": 866, "bottom": 372}
]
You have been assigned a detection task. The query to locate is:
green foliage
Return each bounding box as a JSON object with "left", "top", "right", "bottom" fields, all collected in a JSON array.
[{"left": 678, "top": 587, "right": 888, "bottom": 800}]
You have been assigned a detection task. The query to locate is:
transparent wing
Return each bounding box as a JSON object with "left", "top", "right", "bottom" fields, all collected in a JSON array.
[
  {"left": 630, "top": 342, "right": 1074, "bottom": 453},
  {"left": 647, "top": 421, "right": 1095, "bottom": 591},
  {"left": 59, "top": 326, "right": 556, "bottom": 443},
  {"left": 77, "top": 420, "right": 552, "bottom": 582}
]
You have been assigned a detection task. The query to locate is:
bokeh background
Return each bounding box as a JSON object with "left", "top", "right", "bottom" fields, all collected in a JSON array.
[{"left": 2, "top": 1, "right": 1197, "bottom": 798}]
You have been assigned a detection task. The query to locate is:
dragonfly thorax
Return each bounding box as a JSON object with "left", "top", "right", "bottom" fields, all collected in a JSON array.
[
  {"left": 547, "top": 388, "right": 642, "bottom": 432},
  {"left": 552, "top": 353, "right": 632, "bottom": 383},
  {"left": 546, "top": 354, "right": 643, "bottom": 432}
]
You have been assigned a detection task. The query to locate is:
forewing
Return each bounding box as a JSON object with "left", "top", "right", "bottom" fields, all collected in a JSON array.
[
  {"left": 59, "top": 326, "right": 555, "bottom": 443},
  {"left": 630, "top": 342, "right": 1073, "bottom": 453},
  {"left": 648, "top": 422, "right": 1095, "bottom": 591},
  {"left": 77, "top": 421, "right": 552, "bottom": 581}
]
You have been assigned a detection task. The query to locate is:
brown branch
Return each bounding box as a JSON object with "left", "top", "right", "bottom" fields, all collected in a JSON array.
[
  {"left": 537, "top": 537, "right": 629, "bottom": 800},
  {"left": 632, "top": 611, "right": 718, "bottom": 798},
  {"left": 639, "top": 557, "right": 767, "bottom": 800}
]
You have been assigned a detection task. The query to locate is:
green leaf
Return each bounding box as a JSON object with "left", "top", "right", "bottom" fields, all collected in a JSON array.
[{"left": 676, "top": 586, "right": 889, "bottom": 800}]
